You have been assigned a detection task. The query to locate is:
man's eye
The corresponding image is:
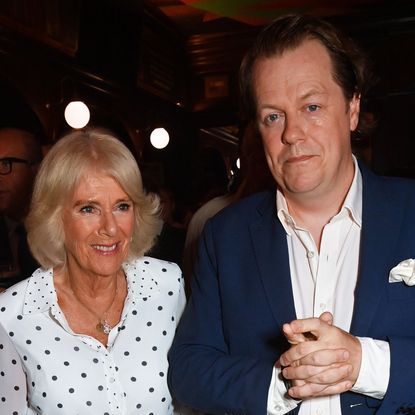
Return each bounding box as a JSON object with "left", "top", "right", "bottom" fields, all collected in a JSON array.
[
  {"left": 265, "top": 113, "right": 280, "bottom": 124},
  {"left": 307, "top": 104, "right": 319, "bottom": 112},
  {"left": 80, "top": 205, "right": 94, "bottom": 214}
]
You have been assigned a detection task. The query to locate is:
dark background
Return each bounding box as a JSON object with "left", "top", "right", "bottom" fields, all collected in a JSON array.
[{"left": 1, "top": 0, "right": 415, "bottom": 208}]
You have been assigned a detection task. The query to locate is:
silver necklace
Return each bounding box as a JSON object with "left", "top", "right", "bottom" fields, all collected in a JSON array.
[{"left": 70, "top": 278, "right": 118, "bottom": 335}]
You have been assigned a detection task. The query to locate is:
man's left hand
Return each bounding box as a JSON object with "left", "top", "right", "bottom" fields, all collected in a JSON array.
[{"left": 279, "top": 312, "right": 362, "bottom": 399}]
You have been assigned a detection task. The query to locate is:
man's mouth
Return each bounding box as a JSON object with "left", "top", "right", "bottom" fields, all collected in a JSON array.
[{"left": 286, "top": 155, "right": 313, "bottom": 163}]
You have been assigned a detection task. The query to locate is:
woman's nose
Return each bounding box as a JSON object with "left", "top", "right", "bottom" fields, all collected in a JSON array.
[{"left": 99, "top": 211, "right": 117, "bottom": 236}]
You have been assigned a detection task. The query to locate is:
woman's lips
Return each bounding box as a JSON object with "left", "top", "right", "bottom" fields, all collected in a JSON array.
[{"left": 91, "top": 243, "right": 119, "bottom": 255}]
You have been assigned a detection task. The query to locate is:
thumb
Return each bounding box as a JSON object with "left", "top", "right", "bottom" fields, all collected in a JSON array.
[{"left": 319, "top": 311, "right": 333, "bottom": 325}]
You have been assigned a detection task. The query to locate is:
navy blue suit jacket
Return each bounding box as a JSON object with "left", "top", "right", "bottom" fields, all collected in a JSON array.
[{"left": 169, "top": 164, "right": 415, "bottom": 414}]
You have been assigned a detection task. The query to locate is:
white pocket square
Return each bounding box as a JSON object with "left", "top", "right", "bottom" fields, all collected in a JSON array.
[{"left": 389, "top": 259, "right": 415, "bottom": 286}]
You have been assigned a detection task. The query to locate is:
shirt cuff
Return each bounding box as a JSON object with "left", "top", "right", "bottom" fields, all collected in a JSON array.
[
  {"left": 267, "top": 364, "right": 300, "bottom": 415},
  {"left": 351, "top": 337, "right": 390, "bottom": 399}
]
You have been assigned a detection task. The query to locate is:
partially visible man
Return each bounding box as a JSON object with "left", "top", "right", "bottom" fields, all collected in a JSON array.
[
  {"left": 169, "top": 14, "right": 415, "bottom": 415},
  {"left": 0, "top": 127, "right": 42, "bottom": 290},
  {"left": 182, "top": 121, "right": 274, "bottom": 291}
]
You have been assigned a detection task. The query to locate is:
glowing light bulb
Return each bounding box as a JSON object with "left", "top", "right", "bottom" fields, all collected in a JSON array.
[
  {"left": 150, "top": 128, "right": 169, "bottom": 149},
  {"left": 64, "top": 101, "right": 90, "bottom": 129}
]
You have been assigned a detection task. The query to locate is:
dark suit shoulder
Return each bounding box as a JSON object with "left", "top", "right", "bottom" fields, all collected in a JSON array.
[
  {"left": 361, "top": 163, "right": 415, "bottom": 205},
  {"left": 210, "top": 190, "right": 275, "bottom": 225}
]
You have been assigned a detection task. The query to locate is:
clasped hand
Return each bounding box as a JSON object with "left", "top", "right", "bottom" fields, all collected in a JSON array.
[{"left": 279, "top": 312, "right": 362, "bottom": 399}]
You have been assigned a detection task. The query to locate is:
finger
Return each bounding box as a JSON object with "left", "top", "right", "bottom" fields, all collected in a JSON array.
[
  {"left": 298, "top": 364, "right": 352, "bottom": 385},
  {"left": 288, "top": 380, "right": 352, "bottom": 399},
  {"left": 280, "top": 340, "right": 349, "bottom": 366},
  {"left": 291, "top": 379, "right": 306, "bottom": 387},
  {"left": 282, "top": 323, "right": 311, "bottom": 344},
  {"left": 282, "top": 362, "right": 349, "bottom": 382},
  {"left": 293, "top": 348, "right": 350, "bottom": 367},
  {"left": 312, "top": 380, "right": 353, "bottom": 396},
  {"left": 319, "top": 311, "right": 333, "bottom": 325},
  {"left": 289, "top": 317, "right": 330, "bottom": 339}
]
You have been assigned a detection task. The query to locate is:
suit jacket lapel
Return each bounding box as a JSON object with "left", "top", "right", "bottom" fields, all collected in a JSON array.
[
  {"left": 250, "top": 193, "right": 297, "bottom": 329},
  {"left": 351, "top": 165, "right": 402, "bottom": 335}
]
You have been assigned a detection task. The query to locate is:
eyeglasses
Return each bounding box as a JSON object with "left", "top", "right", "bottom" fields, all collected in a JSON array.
[{"left": 0, "top": 157, "right": 32, "bottom": 175}]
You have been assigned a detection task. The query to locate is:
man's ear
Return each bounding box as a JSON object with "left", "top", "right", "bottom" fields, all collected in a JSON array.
[{"left": 349, "top": 93, "right": 361, "bottom": 132}]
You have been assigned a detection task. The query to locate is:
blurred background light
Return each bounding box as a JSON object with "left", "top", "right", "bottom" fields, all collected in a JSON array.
[
  {"left": 64, "top": 101, "right": 90, "bottom": 129},
  {"left": 150, "top": 127, "right": 169, "bottom": 149}
]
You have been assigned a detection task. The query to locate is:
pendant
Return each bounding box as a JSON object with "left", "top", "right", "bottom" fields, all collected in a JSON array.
[{"left": 96, "top": 319, "right": 112, "bottom": 334}]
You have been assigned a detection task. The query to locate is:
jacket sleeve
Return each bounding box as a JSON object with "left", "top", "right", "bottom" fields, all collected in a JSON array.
[
  {"left": 168, "top": 220, "right": 275, "bottom": 415},
  {"left": 376, "top": 336, "right": 415, "bottom": 414}
]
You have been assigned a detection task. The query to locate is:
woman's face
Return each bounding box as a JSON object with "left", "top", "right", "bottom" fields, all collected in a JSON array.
[{"left": 62, "top": 170, "right": 135, "bottom": 278}]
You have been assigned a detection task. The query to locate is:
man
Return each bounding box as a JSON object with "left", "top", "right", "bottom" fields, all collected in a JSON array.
[
  {"left": 0, "top": 127, "right": 42, "bottom": 290},
  {"left": 168, "top": 14, "right": 415, "bottom": 414}
]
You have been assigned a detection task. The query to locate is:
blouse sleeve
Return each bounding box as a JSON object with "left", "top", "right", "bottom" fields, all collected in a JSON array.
[{"left": 0, "top": 322, "right": 29, "bottom": 414}]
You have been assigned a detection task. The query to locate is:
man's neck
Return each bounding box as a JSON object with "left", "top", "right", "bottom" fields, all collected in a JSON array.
[
  {"left": 284, "top": 176, "right": 355, "bottom": 250},
  {"left": 287, "top": 156, "right": 355, "bottom": 223}
]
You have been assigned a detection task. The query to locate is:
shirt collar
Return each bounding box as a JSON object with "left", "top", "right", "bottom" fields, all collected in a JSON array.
[
  {"left": 277, "top": 155, "right": 362, "bottom": 235},
  {"left": 22, "top": 258, "right": 161, "bottom": 315},
  {"left": 22, "top": 268, "right": 56, "bottom": 315},
  {"left": 342, "top": 155, "right": 362, "bottom": 227}
]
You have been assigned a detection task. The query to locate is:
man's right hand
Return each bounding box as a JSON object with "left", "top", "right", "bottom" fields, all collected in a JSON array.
[{"left": 279, "top": 312, "right": 361, "bottom": 399}]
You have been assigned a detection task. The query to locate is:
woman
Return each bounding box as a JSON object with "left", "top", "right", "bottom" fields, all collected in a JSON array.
[{"left": 0, "top": 129, "right": 186, "bottom": 414}]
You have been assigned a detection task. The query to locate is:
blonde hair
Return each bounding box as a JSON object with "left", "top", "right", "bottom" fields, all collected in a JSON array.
[{"left": 26, "top": 128, "right": 161, "bottom": 268}]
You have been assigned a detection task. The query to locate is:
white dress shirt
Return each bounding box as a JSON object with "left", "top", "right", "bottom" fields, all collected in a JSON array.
[
  {"left": 0, "top": 256, "right": 186, "bottom": 415},
  {"left": 267, "top": 159, "right": 390, "bottom": 415}
]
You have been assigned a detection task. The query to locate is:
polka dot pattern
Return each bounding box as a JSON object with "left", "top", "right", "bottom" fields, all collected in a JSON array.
[{"left": 0, "top": 257, "right": 186, "bottom": 414}]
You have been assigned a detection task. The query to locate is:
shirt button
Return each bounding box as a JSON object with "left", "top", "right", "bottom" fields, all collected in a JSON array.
[
  {"left": 307, "top": 251, "right": 314, "bottom": 258},
  {"left": 109, "top": 377, "right": 115, "bottom": 383},
  {"left": 275, "top": 405, "right": 282, "bottom": 412},
  {"left": 316, "top": 408, "right": 323, "bottom": 415},
  {"left": 319, "top": 302, "right": 326, "bottom": 310}
]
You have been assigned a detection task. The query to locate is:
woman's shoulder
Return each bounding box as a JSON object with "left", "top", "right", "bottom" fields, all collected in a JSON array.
[
  {"left": 0, "top": 278, "right": 28, "bottom": 309},
  {"left": 124, "top": 256, "right": 183, "bottom": 293},
  {"left": 0, "top": 268, "right": 53, "bottom": 315}
]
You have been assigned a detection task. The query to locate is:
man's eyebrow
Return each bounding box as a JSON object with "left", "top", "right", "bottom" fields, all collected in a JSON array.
[
  {"left": 257, "top": 103, "right": 282, "bottom": 111},
  {"left": 299, "top": 90, "right": 328, "bottom": 100}
]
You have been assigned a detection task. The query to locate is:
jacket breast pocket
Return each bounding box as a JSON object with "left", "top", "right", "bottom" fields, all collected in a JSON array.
[{"left": 387, "top": 282, "right": 415, "bottom": 302}]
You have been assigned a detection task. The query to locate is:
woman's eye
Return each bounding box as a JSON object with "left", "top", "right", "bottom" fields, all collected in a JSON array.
[
  {"left": 117, "top": 202, "right": 131, "bottom": 211},
  {"left": 80, "top": 205, "right": 94, "bottom": 214},
  {"left": 307, "top": 104, "right": 319, "bottom": 112}
]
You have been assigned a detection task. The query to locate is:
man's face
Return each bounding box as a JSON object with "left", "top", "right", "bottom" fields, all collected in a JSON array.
[
  {"left": 0, "top": 129, "right": 38, "bottom": 220},
  {"left": 253, "top": 39, "right": 360, "bottom": 203}
]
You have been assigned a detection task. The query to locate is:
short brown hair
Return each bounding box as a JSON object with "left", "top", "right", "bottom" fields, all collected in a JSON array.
[
  {"left": 239, "top": 14, "right": 373, "bottom": 136},
  {"left": 26, "top": 128, "right": 161, "bottom": 269}
]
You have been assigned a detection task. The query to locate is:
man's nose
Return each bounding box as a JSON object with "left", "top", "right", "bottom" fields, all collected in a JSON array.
[{"left": 281, "top": 116, "right": 305, "bottom": 145}]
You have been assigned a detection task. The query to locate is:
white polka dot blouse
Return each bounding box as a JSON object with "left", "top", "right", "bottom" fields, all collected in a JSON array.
[{"left": 0, "top": 256, "right": 186, "bottom": 414}]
